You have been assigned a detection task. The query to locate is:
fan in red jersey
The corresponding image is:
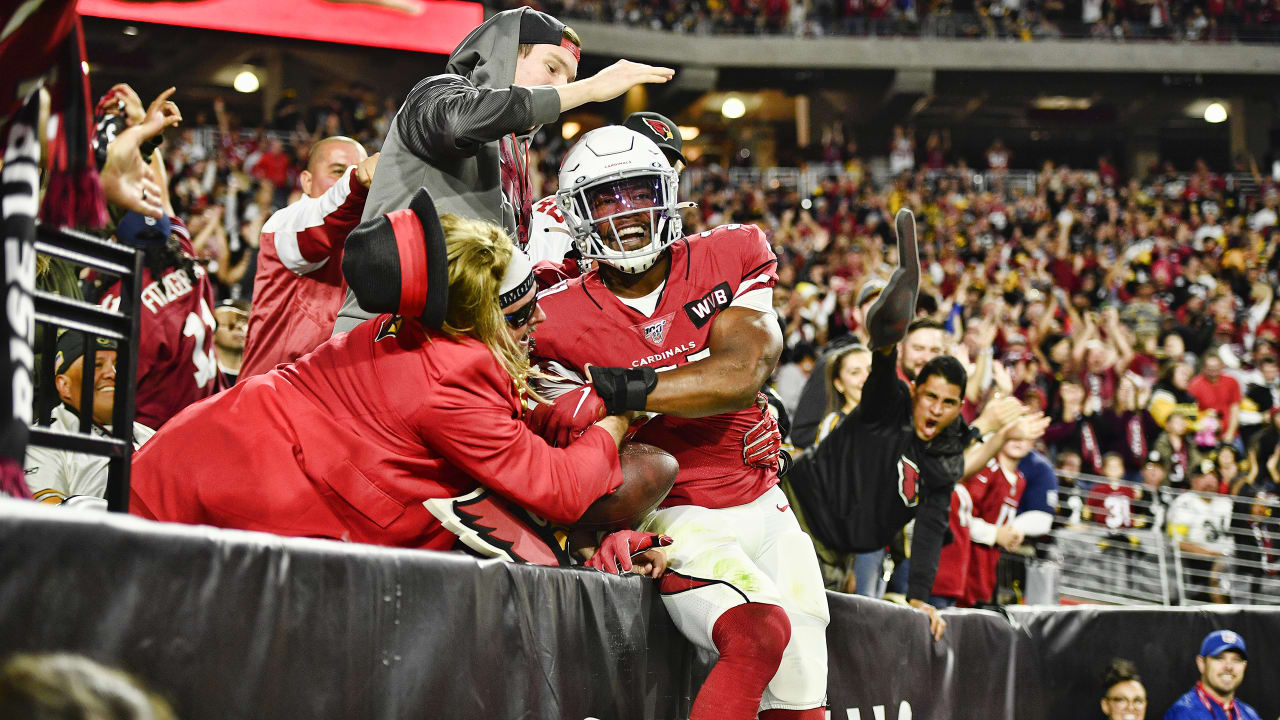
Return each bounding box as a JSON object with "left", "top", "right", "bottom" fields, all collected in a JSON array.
[
  {"left": 98, "top": 206, "right": 227, "bottom": 429},
  {"left": 961, "top": 437, "right": 1031, "bottom": 606},
  {"left": 529, "top": 125, "right": 824, "bottom": 720}
]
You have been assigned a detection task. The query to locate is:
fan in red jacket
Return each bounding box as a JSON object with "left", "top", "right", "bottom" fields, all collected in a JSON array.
[
  {"left": 131, "top": 189, "right": 633, "bottom": 556},
  {"left": 240, "top": 137, "right": 375, "bottom": 378}
]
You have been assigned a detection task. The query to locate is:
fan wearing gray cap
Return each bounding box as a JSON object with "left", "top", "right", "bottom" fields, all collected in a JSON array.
[
  {"left": 333, "top": 7, "right": 674, "bottom": 335},
  {"left": 526, "top": 111, "right": 688, "bottom": 283},
  {"left": 1164, "top": 630, "right": 1259, "bottom": 720},
  {"left": 130, "top": 188, "right": 640, "bottom": 565}
]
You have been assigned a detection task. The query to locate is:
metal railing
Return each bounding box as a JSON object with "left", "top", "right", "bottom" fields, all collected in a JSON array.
[
  {"left": 1008, "top": 470, "right": 1280, "bottom": 606},
  {"left": 30, "top": 223, "right": 143, "bottom": 512}
]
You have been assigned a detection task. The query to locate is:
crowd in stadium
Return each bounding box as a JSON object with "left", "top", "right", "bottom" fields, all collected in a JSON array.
[
  {"left": 19, "top": 76, "right": 1279, "bottom": 608},
  {"left": 492, "top": 0, "right": 1280, "bottom": 40}
]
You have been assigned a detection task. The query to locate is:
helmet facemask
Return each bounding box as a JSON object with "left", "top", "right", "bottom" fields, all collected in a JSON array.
[{"left": 558, "top": 167, "right": 682, "bottom": 275}]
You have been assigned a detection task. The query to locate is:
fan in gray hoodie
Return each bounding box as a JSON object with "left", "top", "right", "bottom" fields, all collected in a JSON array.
[{"left": 336, "top": 7, "right": 672, "bottom": 332}]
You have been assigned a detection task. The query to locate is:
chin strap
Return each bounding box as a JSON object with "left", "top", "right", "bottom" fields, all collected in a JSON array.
[{"left": 588, "top": 366, "right": 658, "bottom": 415}]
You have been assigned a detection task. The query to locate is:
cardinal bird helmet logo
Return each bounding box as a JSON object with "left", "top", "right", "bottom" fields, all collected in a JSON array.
[
  {"left": 897, "top": 456, "right": 921, "bottom": 507},
  {"left": 374, "top": 315, "right": 404, "bottom": 342},
  {"left": 643, "top": 118, "right": 674, "bottom": 142}
]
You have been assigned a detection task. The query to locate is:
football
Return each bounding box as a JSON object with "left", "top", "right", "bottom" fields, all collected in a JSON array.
[{"left": 575, "top": 442, "right": 678, "bottom": 530}]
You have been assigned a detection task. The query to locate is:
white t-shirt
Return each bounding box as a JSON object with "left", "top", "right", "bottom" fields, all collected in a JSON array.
[
  {"left": 1249, "top": 207, "right": 1277, "bottom": 231},
  {"left": 23, "top": 404, "right": 156, "bottom": 506}
]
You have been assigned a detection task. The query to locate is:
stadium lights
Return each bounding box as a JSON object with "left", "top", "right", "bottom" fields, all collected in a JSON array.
[
  {"left": 1204, "top": 102, "right": 1228, "bottom": 124},
  {"left": 721, "top": 96, "right": 746, "bottom": 119},
  {"left": 678, "top": 126, "right": 699, "bottom": 141},
  {"left": 233, "top": 69, "right": 260, "bottom": 94},
  {"left": 1032, "top": 96, "right": 1092, "bottom": 110},
  {"left": 562, "top": 121, "right": 581, "bottom": 140}
]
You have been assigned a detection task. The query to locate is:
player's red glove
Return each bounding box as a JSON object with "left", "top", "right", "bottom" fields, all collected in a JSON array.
[
  {"left": 742, "top": 392, "right": 783, "bottom": 469},
  {"left": 585, "top": 530, "right": 673, "bottom": 574},
  {"left": 525, "top": 384, "right": 607, "bottom": 447}
]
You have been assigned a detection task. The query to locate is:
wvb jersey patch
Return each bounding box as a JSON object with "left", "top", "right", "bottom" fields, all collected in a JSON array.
[
  {"left": 897, "top": 456, "right": 921, "bottom": 507},
  {"left": 683, "top": 282, "right": 732, "bottom": 328},
  {"left": 633, "top": 312, "right": 675, "bottom": 348}
]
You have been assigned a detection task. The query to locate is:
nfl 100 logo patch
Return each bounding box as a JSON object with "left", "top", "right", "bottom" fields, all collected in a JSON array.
[{"left": 633, "top": 312, "right": 676, "bottom": 348}]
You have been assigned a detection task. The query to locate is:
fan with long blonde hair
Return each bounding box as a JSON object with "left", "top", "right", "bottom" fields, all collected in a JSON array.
[{"left": 435, "top": 214, "right": 543, "bottom": 404}]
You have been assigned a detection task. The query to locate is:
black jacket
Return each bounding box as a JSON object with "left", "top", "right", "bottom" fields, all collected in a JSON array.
[{"left": 787, "top": 347, "right": 976, "bottom": 601}]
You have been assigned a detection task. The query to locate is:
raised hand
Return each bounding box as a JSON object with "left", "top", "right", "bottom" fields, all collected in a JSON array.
[{"left": 585, "top": 60, "right": 674, "bottom": 103}]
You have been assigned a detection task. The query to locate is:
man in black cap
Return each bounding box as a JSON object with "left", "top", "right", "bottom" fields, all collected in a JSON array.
[
  {"left": 526, "top": 110, "right": 687, "bottom": 280},
  {"left": 22, "top": 332, "right": 155, "bottom": 507},
  {"left": 334, "top": 8, "right": 674, "bottom": 334}
]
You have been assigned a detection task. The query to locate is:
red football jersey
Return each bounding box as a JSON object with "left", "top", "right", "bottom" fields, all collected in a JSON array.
[
  {"left": 931, "top": 485, "right": 975, "bottom": 600},
  {"left": 533, "top": 224, "right": 780, "bottom": 510},
  {"left": 1085, "top": 481, "right": 1138, "bottom": 531},
  {"left": 964, "top": 459, "right": 1025, "bottom": 606},
  {"left": 100, "top": 229, "right": 227, "bottom": 429}
]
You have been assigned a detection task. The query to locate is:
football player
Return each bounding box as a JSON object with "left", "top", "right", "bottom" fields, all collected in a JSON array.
[
  {"left": 525, "top": 111, "right": 686, "bottom": 283},
  {"left": 528, "top": 126, "right": 824, "bottom": 720}
]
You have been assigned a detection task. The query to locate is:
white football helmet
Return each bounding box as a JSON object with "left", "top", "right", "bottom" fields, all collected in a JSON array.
[{"left": 555, "top": 126, "right": 683, "bottom": 274}]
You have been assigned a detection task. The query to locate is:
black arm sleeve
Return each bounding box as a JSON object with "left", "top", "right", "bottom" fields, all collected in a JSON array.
[
  {"left": 907, "top": 480, "right": 952, "bottom": 602},
  {"left": 396, "top": 75, "right": 545, "bottom": 162},
  {"left": 859, "top": 347, "right": 909, "bottom": 427}
]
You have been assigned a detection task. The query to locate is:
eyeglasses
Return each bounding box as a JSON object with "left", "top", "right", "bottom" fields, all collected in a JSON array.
[
  {"left": 504, "top": 293, "right": 539, "bottom": 329},
  {"left": 1105, "top": 697, "right": 1147, "bottom": 707}
]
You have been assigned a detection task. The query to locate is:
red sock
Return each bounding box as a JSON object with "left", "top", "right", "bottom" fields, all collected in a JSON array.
[
  {"left": 759, "top": 708, "right": 827, "bottom": 719},
  {"left": 689, "top": 603, "right": 791, "bottom": 720}
]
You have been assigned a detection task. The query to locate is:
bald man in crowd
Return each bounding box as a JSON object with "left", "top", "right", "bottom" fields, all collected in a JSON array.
[{"left": 239, "top": 137, "right": 379, "bottom": 378}]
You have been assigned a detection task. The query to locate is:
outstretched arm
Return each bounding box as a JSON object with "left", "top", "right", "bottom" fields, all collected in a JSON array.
[
  {"left": 642, "top": 307, "right": 782, "bottom": 418},
  {"left": 398, "top": 61, "right": 672, "bottom": 163},
  {"left": 907, "top": 485, "right": 950, "bottom": 640},
  {"left": 397, "top": 75, "right": 562, "bottom": 162}
]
